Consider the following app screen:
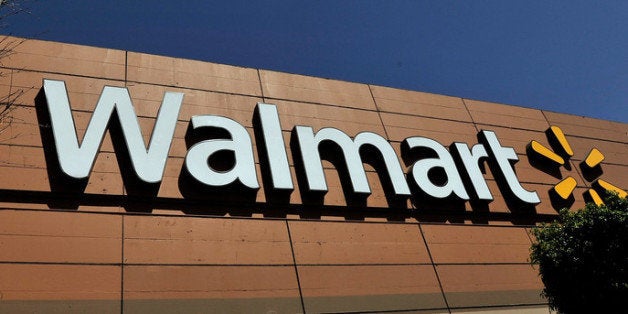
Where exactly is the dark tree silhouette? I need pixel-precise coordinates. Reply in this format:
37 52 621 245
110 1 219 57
530 192 628 313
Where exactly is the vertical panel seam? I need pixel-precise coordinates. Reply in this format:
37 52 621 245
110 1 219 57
120 215 125 314
122 51 128 314
122 50 128 314
539 109 552 129
367 84 390 140
285 220 306 314
461 98 480 133
124 51 128 85
417 223 452 313
257 69 265 101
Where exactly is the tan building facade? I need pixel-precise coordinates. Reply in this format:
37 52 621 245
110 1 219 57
0 37 626 313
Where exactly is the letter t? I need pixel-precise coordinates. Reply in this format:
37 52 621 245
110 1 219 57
479 130 540 204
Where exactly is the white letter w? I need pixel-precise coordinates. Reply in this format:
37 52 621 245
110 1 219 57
42 79 183 184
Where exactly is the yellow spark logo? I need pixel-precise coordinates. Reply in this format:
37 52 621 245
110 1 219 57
527 126 626 207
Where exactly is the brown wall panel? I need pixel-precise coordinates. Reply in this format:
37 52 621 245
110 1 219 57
0 104 41 146
124 265 300 298
260 70 377 110
298 265 447 313
464 99 550 131
595 163 628 190
0 144 46 168
123 265 301 312
610 119 628 135
124 216 292 265
475 124 547 154
126 52 262 96
0 210 120 239
3 38 126 80
10 71 125 110
0 68 12 94
84 172 125 195
270 98 384 134
437 264 545 308
370 85 472 122
543 110 626 142
565 135 628 166
3 104 38 126
0 121 41 147
421 225 532 264
381 112 478 144
289 221 430 264
0 210 121 263
125 83 263 123
0 264 121 300
0 166 50 191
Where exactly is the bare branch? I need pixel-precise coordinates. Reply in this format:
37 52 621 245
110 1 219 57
0 0 31 139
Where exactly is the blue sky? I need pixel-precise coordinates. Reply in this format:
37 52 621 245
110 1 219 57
5 1 628 122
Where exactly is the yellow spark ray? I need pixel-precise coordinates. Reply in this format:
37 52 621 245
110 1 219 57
586 189 604 206
584 148 604 168
529 140 565 165
554 177 577 199
595 179 627 198
548 126 574 157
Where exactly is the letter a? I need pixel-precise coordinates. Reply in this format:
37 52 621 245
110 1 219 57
185 115 259 189
403 137 469 200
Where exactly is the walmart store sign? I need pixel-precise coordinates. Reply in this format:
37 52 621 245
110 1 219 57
42 79 541 205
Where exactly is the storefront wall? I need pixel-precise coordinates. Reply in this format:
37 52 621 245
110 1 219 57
0 37 626 313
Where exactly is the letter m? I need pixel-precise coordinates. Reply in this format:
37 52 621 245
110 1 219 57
42 79 183 183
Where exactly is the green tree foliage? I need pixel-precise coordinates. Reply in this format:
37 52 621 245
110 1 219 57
530 193 628 313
